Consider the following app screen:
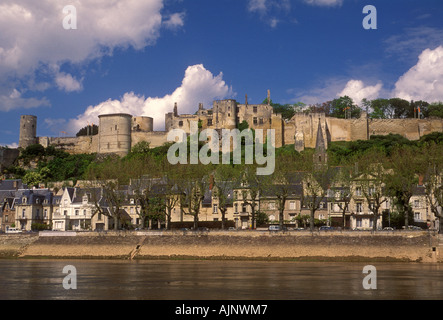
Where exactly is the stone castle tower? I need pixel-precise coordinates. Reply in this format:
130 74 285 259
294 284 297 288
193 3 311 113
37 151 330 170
19 115 37 149
98 113 132 156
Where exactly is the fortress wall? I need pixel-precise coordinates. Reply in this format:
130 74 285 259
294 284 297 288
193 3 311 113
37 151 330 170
327 118 352 143
271 114 284 148
292 113 330 149
350 117 369 141
368 118 443 140
43 136 98 154
131 131 169 149
283 121 296 146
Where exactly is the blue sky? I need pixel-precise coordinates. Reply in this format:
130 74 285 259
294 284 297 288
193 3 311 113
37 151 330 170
1 0 443 146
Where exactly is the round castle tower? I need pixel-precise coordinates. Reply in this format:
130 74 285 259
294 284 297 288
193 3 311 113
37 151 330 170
19 115 37 149
98 113 132 156
132 116 153 132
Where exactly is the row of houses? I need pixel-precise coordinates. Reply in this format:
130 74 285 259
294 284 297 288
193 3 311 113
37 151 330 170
0 173 438 232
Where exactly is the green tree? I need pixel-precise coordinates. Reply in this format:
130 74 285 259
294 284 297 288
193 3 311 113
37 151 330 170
385 147 420 229
255 211 269 227
22 171 43 187
330 96 361 119
268 153 302 229
239 164 268 229
410 100 429 118
330 162 355 229
177 165 212 230
301 152 335 232
389 98 411 118
355 150 389 232
419 143 443 233
369 98 394 119
427 102 443 118
213 165 239 230
130 141 151 155
238 120 249 131
76 124 98 137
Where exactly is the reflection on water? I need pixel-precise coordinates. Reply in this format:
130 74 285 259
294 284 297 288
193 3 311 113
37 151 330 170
0 259 442 300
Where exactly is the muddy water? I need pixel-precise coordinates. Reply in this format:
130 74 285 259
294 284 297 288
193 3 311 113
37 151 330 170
1 259 442 300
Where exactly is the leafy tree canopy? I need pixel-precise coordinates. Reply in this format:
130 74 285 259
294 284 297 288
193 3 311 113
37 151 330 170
76 124 98 137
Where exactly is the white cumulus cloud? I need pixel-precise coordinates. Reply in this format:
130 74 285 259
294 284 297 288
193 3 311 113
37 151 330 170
55 72 83 92
50 64 234 135
0 0 182 111
392 46 443 102
163 12 186 30
339 80 383 106
248 0 268 13
247 0 291 28
304 0 343 6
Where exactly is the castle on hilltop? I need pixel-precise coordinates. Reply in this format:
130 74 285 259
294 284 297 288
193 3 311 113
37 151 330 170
18 90 443 156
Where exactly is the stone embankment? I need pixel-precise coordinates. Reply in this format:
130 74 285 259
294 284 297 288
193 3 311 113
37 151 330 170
0 230 440 263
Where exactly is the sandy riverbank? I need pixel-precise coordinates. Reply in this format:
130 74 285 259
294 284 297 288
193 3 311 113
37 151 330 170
1 231 440 263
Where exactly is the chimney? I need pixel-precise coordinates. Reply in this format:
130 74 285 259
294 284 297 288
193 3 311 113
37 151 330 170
209 175 214 191
267 90 271 105
173 102 178 117
245 94 248 106
199 103 203 110
418 174 424 186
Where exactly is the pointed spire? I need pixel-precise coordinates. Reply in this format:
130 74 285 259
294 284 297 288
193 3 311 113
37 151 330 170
314 118 328 167
315 118 326 152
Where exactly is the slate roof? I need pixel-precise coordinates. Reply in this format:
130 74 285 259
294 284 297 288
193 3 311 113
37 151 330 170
14 189 53 205
0 179 27 191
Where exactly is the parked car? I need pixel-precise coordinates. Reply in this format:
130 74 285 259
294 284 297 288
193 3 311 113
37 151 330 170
268 225 281 231
319 226 334 231
382 227 394 231
194 227 209 232
5 227 22 234
228 227 236 231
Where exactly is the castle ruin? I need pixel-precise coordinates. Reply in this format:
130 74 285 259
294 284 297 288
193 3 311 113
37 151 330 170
17 91 443 156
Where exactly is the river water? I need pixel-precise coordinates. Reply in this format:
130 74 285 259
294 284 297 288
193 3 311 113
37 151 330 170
0 259 442 300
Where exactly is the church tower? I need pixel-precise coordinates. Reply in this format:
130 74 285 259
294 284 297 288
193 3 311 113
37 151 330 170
313 118 328 168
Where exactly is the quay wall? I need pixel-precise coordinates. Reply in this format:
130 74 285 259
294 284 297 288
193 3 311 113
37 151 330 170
0 231 440 263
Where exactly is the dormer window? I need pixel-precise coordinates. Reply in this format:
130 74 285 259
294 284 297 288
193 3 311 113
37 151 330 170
83 195 88 204
22 197 27 204
130 198 134 205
